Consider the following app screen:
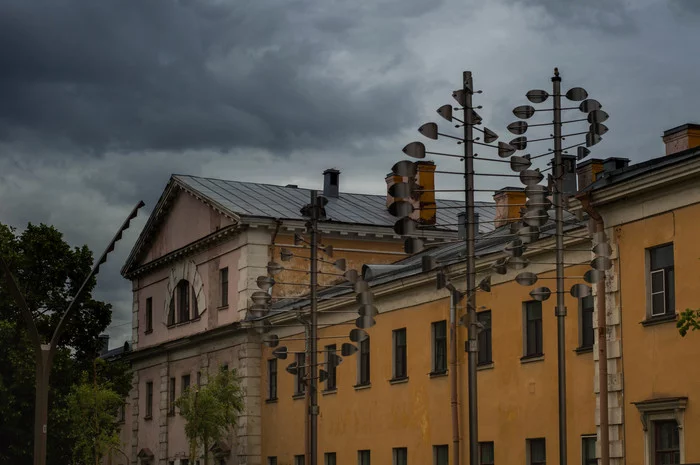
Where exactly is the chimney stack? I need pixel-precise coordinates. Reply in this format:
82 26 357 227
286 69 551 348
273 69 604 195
576 158 604 190
493 187 526 228
662 124 700 156
385 161 437 226
323 169 340 198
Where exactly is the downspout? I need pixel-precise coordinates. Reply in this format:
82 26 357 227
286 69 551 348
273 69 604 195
450 290 461 465
580 194 610 465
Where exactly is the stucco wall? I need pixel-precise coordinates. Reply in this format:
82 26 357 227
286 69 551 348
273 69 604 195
141 189 234 265
617 205 700 464
261 260 596 464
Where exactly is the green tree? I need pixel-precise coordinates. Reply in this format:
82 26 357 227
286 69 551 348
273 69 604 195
175 368 245 465
677 308 700 336
66 363 124 465
0 222 129 464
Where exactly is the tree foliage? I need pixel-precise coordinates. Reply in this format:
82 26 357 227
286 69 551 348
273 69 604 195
175 368 245 465
0 222 129 464
677 308 700 336
66 365 124 465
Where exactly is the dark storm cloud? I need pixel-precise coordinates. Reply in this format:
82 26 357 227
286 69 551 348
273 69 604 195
1 0 699 349
0 0 429 155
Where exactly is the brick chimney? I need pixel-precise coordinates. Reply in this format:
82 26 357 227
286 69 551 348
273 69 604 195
662 124 700 156
385 161 437 225
493 187 526 228
576 158 604 190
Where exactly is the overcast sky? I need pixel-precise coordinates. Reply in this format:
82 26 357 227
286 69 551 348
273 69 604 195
1 0 698 348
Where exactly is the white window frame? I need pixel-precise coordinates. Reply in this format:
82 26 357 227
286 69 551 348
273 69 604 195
649 269 666 317
633 397 686 465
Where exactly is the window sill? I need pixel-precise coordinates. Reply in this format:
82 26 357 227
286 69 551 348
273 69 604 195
389 376 409 385
292 393 305 400
353 383 372 391
144 329 153 335
144 415 152 421
429 371 448 379
265 397 278 404
641 313 677 327
575 346 593 354
217 305 229 311
166 317 202 329
322 388 338 396
477 362 494 371
520 354 544 364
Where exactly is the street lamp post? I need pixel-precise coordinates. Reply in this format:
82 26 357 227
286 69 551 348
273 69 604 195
0 201 145 465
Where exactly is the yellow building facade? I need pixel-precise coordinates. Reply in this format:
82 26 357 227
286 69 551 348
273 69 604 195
260 123 700 465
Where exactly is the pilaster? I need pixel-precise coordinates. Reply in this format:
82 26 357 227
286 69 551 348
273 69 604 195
593 231 625 464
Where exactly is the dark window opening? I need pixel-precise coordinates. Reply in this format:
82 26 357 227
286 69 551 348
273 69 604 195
478 311 492 365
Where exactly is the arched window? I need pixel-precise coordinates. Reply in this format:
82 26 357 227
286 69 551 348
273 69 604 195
168 279 198 325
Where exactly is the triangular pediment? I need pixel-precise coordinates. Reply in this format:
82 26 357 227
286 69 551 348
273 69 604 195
122 178 238 275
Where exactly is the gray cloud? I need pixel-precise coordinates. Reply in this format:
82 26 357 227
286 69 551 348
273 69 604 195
0 0 432 155
1 0 699 348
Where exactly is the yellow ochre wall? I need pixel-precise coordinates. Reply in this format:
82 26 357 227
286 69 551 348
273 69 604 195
616 205 700 464
261 263 596 464
270 235 406 298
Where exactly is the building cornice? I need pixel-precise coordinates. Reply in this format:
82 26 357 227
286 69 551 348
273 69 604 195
571 156 700 210
123 223 243 279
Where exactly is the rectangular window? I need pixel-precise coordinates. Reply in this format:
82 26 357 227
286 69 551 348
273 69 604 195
145 381 153 418
479 441 494 465
197 371 201 386
393 447 407 465
477 311 492 365
432 320 447 374
268 359 278 400
181 374 191 394
267 458 277 465
220 267 229 307
580 295 594 349
358 337 371 386
118 403 126 422
294 455 305 465
649 244 675 317
433 445 448 465
654 420 680 464
177 280 190 322
524 301 543 357
582 436 596 465
393 328 407 379
295 353 306 395
145 297 153 332
168 377 176 415
325 452 337 465
181 460 189 465
325 344 337 390
168 298 175 326
358 450 371 465
528 438 546 465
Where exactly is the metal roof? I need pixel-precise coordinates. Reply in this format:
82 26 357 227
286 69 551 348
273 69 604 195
583 146 700 192
175 174 496 232
255 210 585 318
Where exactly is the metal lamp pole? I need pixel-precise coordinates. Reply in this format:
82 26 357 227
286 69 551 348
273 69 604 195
463 71 479 465
308 190 320 465
551 68 568 465
0 201 144 465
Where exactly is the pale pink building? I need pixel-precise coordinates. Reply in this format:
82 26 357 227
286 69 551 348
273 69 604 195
114 170 471 465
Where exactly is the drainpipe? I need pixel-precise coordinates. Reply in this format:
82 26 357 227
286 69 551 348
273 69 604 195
450 290 461 465
579 195 610 465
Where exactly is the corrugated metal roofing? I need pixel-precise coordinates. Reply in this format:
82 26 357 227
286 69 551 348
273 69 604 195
175 174 497 232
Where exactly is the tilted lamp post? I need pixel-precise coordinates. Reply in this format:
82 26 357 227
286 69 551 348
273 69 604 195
0 201 145 465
